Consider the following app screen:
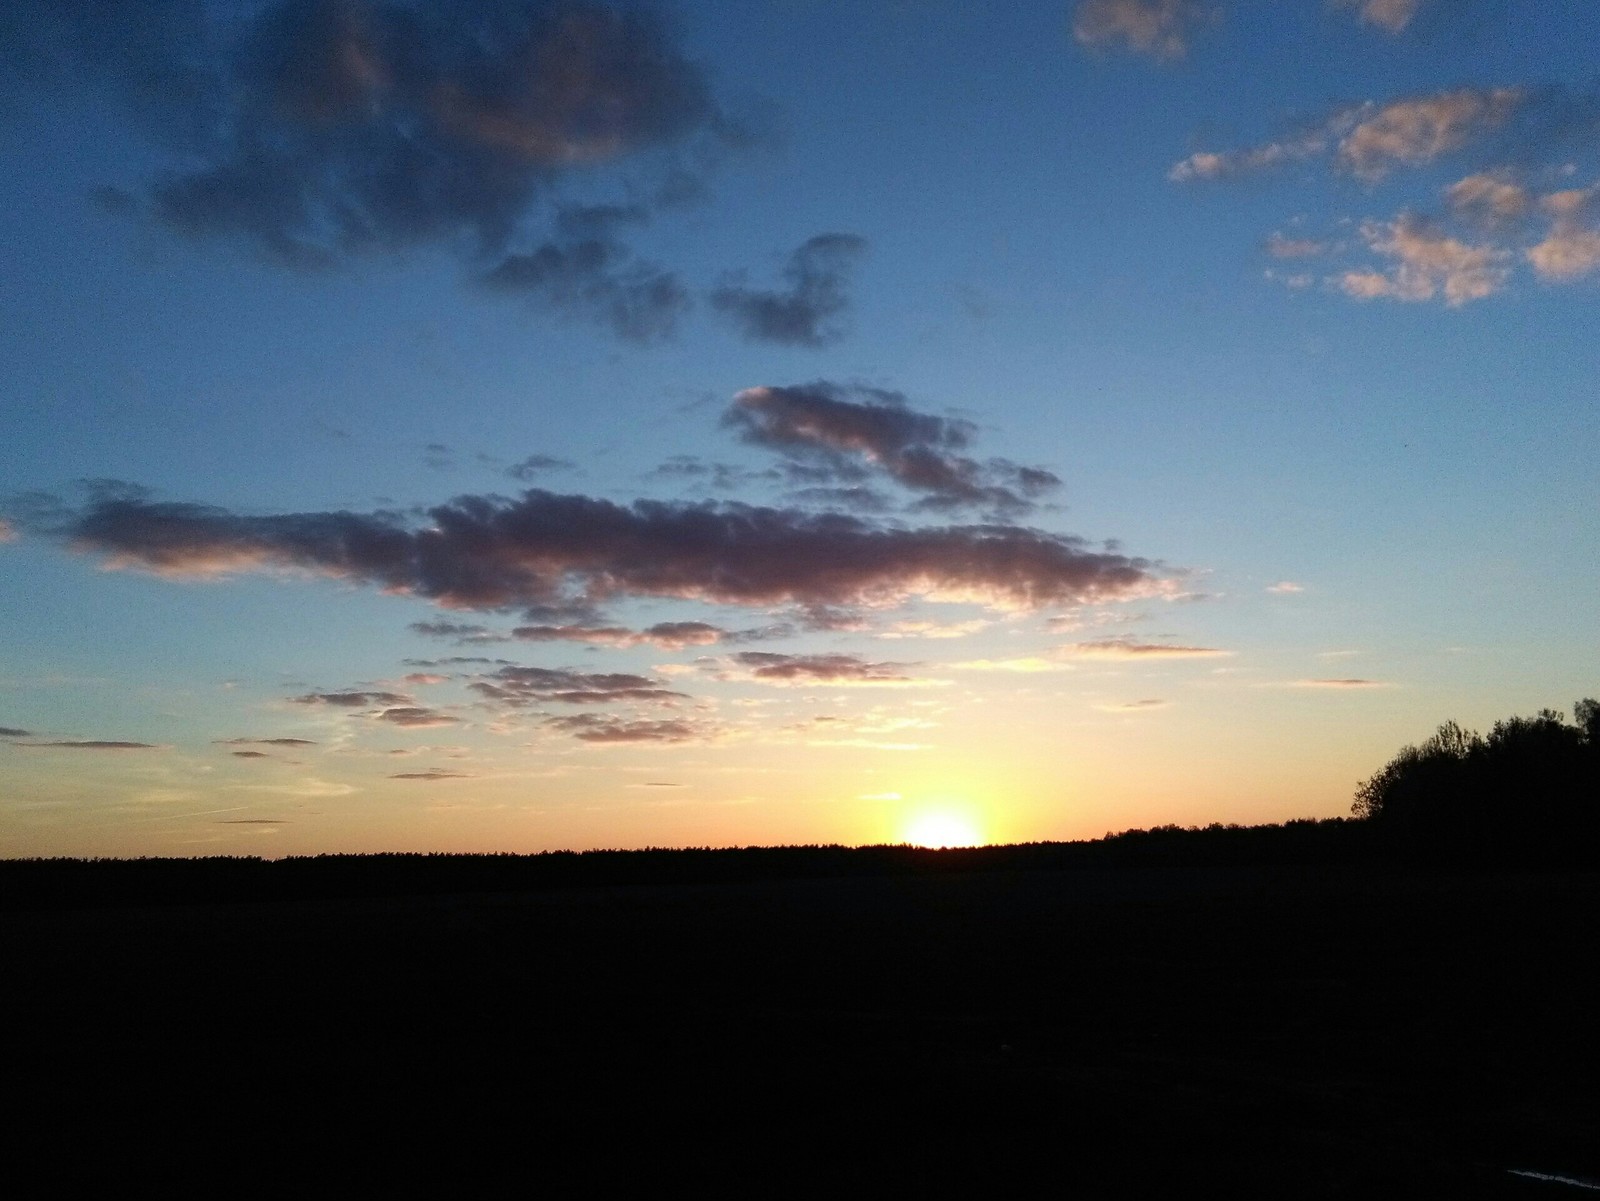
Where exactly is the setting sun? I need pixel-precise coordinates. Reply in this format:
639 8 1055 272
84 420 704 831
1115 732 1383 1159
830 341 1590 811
904 812 985 849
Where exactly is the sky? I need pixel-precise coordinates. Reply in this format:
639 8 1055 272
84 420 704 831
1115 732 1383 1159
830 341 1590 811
1 0 1597 857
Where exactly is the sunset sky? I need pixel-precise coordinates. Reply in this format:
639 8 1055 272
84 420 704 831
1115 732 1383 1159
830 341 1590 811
2 0 1596 857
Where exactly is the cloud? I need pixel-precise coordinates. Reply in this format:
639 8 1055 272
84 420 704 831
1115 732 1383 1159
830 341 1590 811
219 819 290 824
374 706 460 728
1072 0 1209 60
479 204 689 343
1171 87 1522 184
1339 214 1510 305
1290 678 1388 688
1339 88 1523 180
545 714 705 743
1170 120 1346 182
16 740 165 749
711 234 867 347
0 518 16 543
5 0 739 338
216 737 318 747
390 769 473 780
1095 698 1170 711
731 652 920 686
510 620 725 649
1058 637 1229 659
470 665 683 706
1331 0 1425 34
1266 234 1328 259
506 455 576 482
410 620 510 645
726 383 1060 514
290 690 413 708
1527 181 1600 281
42 483 1172 614
1266 580 1305 594
1446 173 1531 224
0 726 32 737
230 750 271 759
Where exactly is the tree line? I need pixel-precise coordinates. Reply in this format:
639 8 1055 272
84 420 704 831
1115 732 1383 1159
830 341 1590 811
1353 697 1600 863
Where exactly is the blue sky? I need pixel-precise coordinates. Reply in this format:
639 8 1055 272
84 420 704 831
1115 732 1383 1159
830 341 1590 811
2 0 1596 856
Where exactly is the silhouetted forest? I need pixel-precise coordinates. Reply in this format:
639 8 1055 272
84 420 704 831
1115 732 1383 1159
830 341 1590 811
1352 698 1600 864
3 698 1597 1198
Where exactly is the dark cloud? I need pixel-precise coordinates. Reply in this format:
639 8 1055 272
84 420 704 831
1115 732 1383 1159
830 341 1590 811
231 750 272 758
390 768 473 780
410 620 509 644
506 454 576 482
726 383 1061 515
545 714 703 743
646 455 778 491
732 652 918 685
470 665 683 707
375 706 460 727
510 619 724 648
5 1 738 338
17 740 164 750
479 204 689 342
0 727 31 738
291 690 413 707
785 485 895 513
37 483 1169 614
711 234 867 347
216 737 319 746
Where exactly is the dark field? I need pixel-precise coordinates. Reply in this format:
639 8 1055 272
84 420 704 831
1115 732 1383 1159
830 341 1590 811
4 845 1597 1198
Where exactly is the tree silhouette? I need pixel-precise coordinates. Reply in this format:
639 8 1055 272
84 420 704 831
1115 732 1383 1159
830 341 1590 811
1353 698 1599 862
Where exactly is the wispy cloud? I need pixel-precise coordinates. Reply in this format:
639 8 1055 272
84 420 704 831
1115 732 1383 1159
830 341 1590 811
216 737 318 747
1339 214 1510 305
545 715 708 744
726 383 1060 515
1266 581 1305 594
16 740 166 750
1266 234 1328 259
1331 0 1426 35
1446 173 1531 224
1073 0 1210 60
1289 678 1389 688
711 234 868 348
1171 87 1523 184
1340 88 1523 180
1057 637 1230 659
470 665 683 707
390 769 474 781
1095 698 1170 711
730 652 924 686
1527 181 1600 281
374 706 460 728
291 690 413 708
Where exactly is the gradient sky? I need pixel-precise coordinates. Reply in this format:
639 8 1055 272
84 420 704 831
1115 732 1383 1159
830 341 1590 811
2 0 1597 857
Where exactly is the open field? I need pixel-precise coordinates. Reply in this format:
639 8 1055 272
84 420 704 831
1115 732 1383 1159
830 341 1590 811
4 848 1597 1197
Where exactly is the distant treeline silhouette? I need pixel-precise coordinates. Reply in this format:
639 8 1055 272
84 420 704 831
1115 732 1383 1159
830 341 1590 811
1 822 1375 910
1353 697 1600 863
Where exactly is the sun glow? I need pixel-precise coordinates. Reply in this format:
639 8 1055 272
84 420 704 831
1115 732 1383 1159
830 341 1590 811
903 811 984 849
